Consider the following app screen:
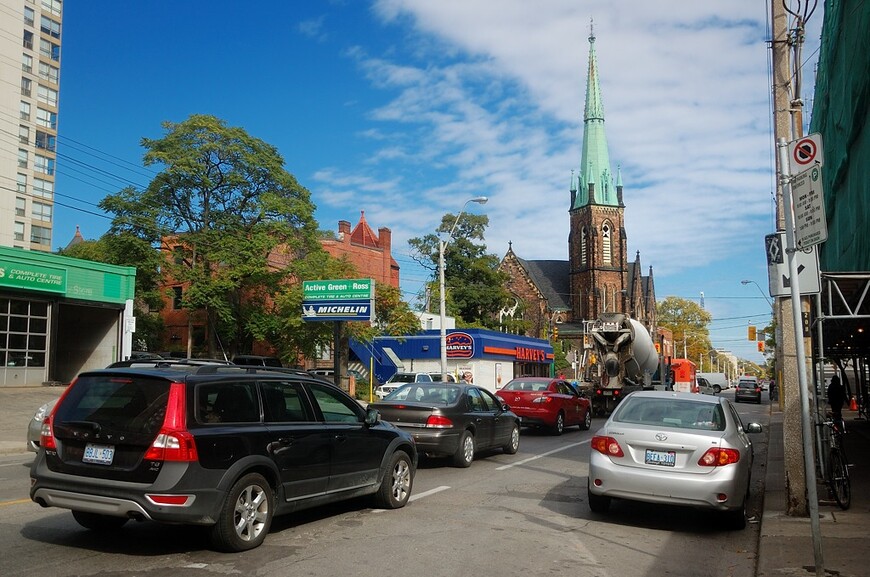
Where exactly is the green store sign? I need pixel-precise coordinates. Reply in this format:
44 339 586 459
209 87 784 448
302 279 374 301
0 260 66 293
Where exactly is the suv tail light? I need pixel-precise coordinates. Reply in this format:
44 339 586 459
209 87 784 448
143 382 198 462
591 435 624 457
41 379 75 451
698 447 740 466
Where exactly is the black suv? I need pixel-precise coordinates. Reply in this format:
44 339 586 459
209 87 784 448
30 364 417 551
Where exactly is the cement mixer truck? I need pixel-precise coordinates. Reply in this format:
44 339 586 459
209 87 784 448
585 312 659 415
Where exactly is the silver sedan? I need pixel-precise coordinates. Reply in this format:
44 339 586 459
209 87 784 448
27 400 56 452
587 390 762 529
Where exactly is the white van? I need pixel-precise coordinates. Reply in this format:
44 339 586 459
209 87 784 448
697 372 729 393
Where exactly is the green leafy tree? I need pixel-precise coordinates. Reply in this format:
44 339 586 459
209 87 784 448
59 233 165 352
657 296 713 364
268 250 419 364
409 212 511 329
99 114 319 357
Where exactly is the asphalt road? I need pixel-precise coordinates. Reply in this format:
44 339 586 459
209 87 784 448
0 391 770 577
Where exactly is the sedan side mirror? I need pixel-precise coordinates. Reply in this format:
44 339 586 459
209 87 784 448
745 422 763 434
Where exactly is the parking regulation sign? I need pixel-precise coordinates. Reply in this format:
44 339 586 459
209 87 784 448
788 133 824 174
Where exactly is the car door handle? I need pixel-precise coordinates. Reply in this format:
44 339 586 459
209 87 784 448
278 437 293 446
334 434 347 443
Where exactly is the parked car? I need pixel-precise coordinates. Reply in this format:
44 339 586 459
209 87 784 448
495 377 592 434
232 355 283 368
369 382 520 467
27 399 57 452
697 376 719 396
374 371 434 399
734 377 762 404
30 364 417 552
587 390 762 529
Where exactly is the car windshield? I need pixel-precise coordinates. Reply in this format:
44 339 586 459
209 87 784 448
612 397 726 431
385 384 461 404
387 374 416 383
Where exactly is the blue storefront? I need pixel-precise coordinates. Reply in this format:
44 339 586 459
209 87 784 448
350 329 553 392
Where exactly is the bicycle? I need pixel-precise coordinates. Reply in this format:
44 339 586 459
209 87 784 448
816 413 851 510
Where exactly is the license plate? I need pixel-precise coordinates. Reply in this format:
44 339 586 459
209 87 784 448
645 449 676 467
83 443 115 465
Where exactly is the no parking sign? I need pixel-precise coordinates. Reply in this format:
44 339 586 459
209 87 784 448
787 133 824 174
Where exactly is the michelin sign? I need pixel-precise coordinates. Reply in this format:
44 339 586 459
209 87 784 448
302 279 375 322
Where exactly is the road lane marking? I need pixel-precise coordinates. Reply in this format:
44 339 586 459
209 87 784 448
496 439 590 471
0 498 31 507
371 485 451 512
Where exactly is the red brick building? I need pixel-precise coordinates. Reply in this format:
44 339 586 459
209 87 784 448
158 212 398 356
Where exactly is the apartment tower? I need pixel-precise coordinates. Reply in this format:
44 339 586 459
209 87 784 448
0 0 63 250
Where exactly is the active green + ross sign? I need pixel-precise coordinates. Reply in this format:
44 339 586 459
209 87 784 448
302 279 374 301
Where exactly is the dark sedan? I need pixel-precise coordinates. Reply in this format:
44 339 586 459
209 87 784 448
369 383 520 467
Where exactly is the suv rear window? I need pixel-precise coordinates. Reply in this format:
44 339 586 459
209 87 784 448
53 375 172 436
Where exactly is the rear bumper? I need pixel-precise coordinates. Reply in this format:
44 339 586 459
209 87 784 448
588 452 747 512
30 455 226 525
397 427 462 457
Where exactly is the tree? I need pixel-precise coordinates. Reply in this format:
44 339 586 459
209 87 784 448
657 296 713 363
99 114 320 357
59 233 165 352
408 212 511 329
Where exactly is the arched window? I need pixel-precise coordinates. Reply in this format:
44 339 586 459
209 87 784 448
602 222 612 265
580 226 588 265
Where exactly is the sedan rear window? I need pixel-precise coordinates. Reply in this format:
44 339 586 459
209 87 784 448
613 398 726 431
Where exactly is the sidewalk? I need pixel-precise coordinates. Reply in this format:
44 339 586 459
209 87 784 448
758 404 869 577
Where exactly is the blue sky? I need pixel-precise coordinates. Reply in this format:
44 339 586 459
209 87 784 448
52 1 823 365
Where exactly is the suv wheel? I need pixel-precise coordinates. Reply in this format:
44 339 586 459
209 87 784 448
373 451 413 508
72 510 128 531
209 473 274 552
452 430 475 468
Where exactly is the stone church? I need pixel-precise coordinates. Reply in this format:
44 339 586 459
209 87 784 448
501 30 657 348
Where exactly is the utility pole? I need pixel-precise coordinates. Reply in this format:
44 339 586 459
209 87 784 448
771 0 807 517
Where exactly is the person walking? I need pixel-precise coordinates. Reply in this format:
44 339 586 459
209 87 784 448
827 373 846 426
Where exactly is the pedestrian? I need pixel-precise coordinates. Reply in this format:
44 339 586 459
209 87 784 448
769 379 778 401
827 374 845 426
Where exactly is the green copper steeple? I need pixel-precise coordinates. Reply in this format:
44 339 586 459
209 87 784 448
572 27 617 209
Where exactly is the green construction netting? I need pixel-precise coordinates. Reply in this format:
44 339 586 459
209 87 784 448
809 0 870 271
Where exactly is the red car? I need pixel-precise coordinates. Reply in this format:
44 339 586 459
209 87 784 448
496 377 592 435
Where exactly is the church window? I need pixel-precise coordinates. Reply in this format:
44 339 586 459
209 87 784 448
580 227 588 265
602 223 612 265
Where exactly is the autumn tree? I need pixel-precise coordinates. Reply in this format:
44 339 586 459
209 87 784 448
99 114 319 357
408 212 511 329
656 296 713 364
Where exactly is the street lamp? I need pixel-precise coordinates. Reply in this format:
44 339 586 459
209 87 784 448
440 196 488 380
741 279 773 306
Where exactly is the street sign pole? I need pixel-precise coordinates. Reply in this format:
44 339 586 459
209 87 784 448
778 136 824 569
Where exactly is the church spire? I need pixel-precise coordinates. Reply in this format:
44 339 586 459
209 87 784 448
572 22 617 209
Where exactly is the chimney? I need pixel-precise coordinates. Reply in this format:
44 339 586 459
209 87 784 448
338 220 351 242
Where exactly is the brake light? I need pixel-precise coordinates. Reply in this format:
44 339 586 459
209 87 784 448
146 494 193 506
698 447 740 466
591 435 624 457
425 414 454 428
143 382 198 462
41 379 75 451
532 395 553 404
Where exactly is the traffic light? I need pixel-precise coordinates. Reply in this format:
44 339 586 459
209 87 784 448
552 326 559 340
748 325 757 341
757 341 765 352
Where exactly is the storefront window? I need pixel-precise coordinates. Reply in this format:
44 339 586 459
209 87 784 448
0 298 48 367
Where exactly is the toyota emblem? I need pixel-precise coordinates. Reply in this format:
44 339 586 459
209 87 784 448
655 433 668 441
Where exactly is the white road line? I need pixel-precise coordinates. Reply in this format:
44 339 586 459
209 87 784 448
372 485 451 512
496 439 590 471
